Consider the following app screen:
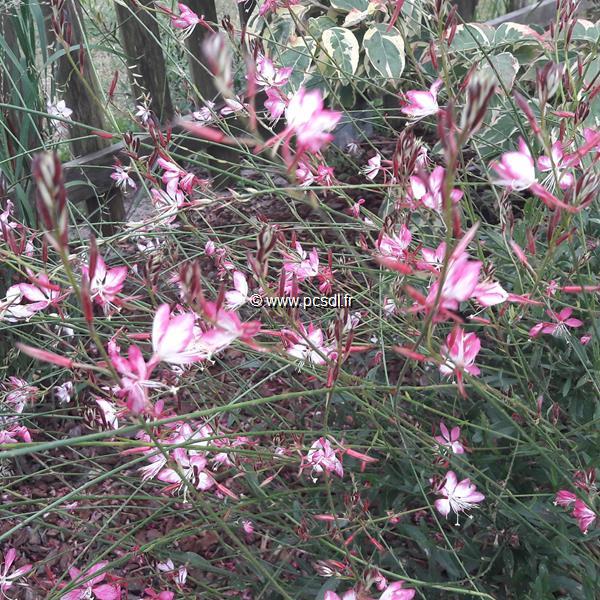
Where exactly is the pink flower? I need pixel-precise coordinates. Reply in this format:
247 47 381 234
583 127 600 153
315 164 335 186
379 581 416 600
529 307 583 338
143 589 175 600
554 490 577 507
192 101 215 124
192 302 260 359
318 262 337 296
225 271 249 310
157 158 194 195
362 153 382 180
137 423 210 481
151 188 185 222
171 3 201 29
255 54 292 89
472 280 508 307
156 560 187 587
110 165 136 190
138 448 169 482
151 304 199 365
375 226 412 259
158 449 216 492
349 198 365 219
0 548 32 595
325 591 357 600
96 398 119 430
4 376 38 410
284 323 334 365
427 255 482 311
221 97 248 116
15 274 61 308
61 561 120 600
258 0 279 16
212 435 250 469
283 242 319 282
265 88 287 121
439 328 481 394
295 160 315 187
491 138 536 190
410 166 463 212
400 79 442 119
0 424 32 443
434 470 485 521
420 242 447 271
111 345 155 414
304 437 344 480
82 254 127 308
537 140 575 190
572 499 597 534
2 274 61 321
285 88 341 154
242 519 254 535
435 421 465 454
205 239 216 256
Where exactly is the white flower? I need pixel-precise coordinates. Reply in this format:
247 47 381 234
46 99 73 140
54 381 73 404
135 104 152 124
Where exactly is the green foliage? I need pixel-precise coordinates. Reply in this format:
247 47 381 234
0 0 599 598
0 2 47 224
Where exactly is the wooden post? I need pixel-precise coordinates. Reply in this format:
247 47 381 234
46 0 125 228
454 0 478 22
114 0 174 122
184 0 219 101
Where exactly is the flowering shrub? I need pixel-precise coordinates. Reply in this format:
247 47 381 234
0 0 599 598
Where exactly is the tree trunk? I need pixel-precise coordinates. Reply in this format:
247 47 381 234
182 1 244 189
184 0 219 101
238 0 257 27
114 0 174 122
46 0 125 229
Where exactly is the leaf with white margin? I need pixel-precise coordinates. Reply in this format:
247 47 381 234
400 0 426 38
321 27 360 84
343 7 369 26
481 52 519 91
570 19 599 43
450 24 494 52
493 22 542 46
363 23 405 81
331 0 369 12
279 39 315 91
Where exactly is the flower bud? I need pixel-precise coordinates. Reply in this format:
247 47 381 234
437 103 458 160
32 151 68 251
203 32 233 96
179 260 204 307
459 71 496 142
536 62 563 104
